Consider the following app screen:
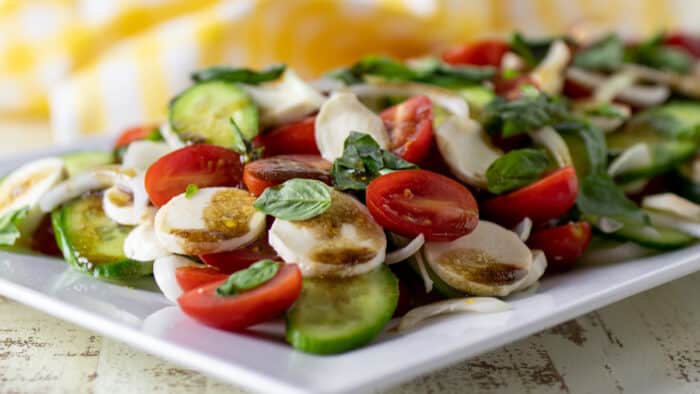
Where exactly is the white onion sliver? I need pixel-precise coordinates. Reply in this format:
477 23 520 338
415 251 433 293
397 297 511 332
159 122 186 150
608 143 652 177
515 249 547 292
385 234 425 264
593 70 636 103
597 217 624 234
39 166 130 213
648 211 700 238
530 126 572 167
642 193 700 222
512 217 533 242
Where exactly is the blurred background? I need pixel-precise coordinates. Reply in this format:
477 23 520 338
0 0 699 153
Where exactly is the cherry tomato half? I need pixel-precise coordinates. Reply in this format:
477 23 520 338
665 32 700 58
481 166 579 226
528 222 592 271
114 125 157 148
145 144 244 207
380 96 434 163
258 116 319 156
242 155 331 196
178 263 302 331
200 235 280 274
176 266 228 292
442 39 509 67
366 169 479 241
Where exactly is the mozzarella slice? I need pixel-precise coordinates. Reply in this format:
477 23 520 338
124 221 169 261
314 92 389 161
243 69 325 127
121 140 172 170
153 255 197 303
102 172 154 226
269 190 386 277
435 116 502 188
154 187 265 255
423 220 534 297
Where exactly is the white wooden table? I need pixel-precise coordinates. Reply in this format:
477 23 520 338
2 122 699 394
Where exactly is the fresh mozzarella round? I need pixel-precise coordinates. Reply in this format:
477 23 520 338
102 173 153 226
153 255 197 303
423 220 533 297
124 221 169 262
154 187 265 255
314 92 389 161
121 140 172 170
435 116 502 188
269 190 387 277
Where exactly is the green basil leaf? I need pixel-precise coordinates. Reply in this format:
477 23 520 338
0 207 29 246
230 118 263 163
625 32 693 74
509 32 562 68
146 127 163 141
185 184 199 199
254 178 332 221
331 131 417 191
484 92 570 137
486 149 550 194
216 260 280 296
191 64 286 84
577 174 648 223
573 34 624 71
556 120 607 175
583 103 626 119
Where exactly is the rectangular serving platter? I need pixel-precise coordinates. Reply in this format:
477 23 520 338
1 139 699 394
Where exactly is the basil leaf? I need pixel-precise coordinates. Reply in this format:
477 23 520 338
626 32 693 74
331 132 417 191
254 178 332 221
191 64 286 84
583 103 626 119
230 118 263 163
0 207 29 246
509 32 560 67
577 174 648 223
216 260 280 296
555 120 607 174
573 34 624 71
486 149 550 194
185 184 199 199
484 92 570 137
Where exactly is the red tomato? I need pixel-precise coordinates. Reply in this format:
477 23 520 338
178 263 302 331
175 266 228 292
380 96 434 163
258 116 319 156
665 32 700 58
31 214 61 257
145 144 244 207
366 169 479 241
481 166 579 226
200 235 280 274
242 155 331 196
442 39 509 66
114 125 157 148
528 222 592 271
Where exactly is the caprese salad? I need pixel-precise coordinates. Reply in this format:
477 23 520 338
3 30 700 354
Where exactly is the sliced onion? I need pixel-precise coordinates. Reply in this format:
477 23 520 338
348 82 469 119
512 217 533 242
385 234 425 265
531 40 570 95
415 251 433 293
593 69 636 103
642 193 700 222
622 63 700 99
597 216 624 233
647 211 700 238
515 249 547 292
566 67 670 107
608 143 652 177
159 122 186 150
397 297 511 332
530 126 572 167
153 255 197 303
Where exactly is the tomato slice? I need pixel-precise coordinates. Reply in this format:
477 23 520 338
145 144 244 207
366 169 479 241
178 263 302 331
114 125 157 148
258 116 319 156
200 235 280 274
527 222 592 271
30 214 61 257
481 166 579 226
380 96 433 163
442 39 509 66
175 266 228 292
242 155 331 196
665 32 700 58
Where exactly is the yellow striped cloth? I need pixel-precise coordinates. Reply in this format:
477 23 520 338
0 0 697 142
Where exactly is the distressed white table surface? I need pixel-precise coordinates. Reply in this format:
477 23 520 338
2 122 700 394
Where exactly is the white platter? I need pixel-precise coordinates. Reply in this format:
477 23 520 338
1 139 699 394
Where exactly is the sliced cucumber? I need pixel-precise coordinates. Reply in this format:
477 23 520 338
169 81 258 148
458 85 495 116
590 215 694 250
52 194 152 279
613 140 695 183
285 265 398 354
672 158 700 203
62 151 114 177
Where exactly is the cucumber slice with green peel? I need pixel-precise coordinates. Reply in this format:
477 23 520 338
285 265 398 354
51 194 152 279
62 151 114 177
588 215 694 250
169 81 259 148
458 85 495 116
613 140 696 183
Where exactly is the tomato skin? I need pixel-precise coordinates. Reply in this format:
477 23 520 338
114 125 157 148
527 222 592 271
380 96 433 163
176 266 228 292
259 116 319 156
242 155 331 196
665 33 700 58
178 264 302 331
145 144 244 207
31 214 61 257
366 169 479 241
481 167 579 226
200 235 280 274
442 39 509 67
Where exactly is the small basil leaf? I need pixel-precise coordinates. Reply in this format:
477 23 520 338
0 207 29 246
583 103 626 119
509 32 562 67
486 149 550 194
216 260 280 296
555 119 607 175
191 64 286 84
185 184 199 199
573 34 624 71
626 32 693 74
253 179 332 221
484 92 570 137
230 118 263 163
577 174 648 223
